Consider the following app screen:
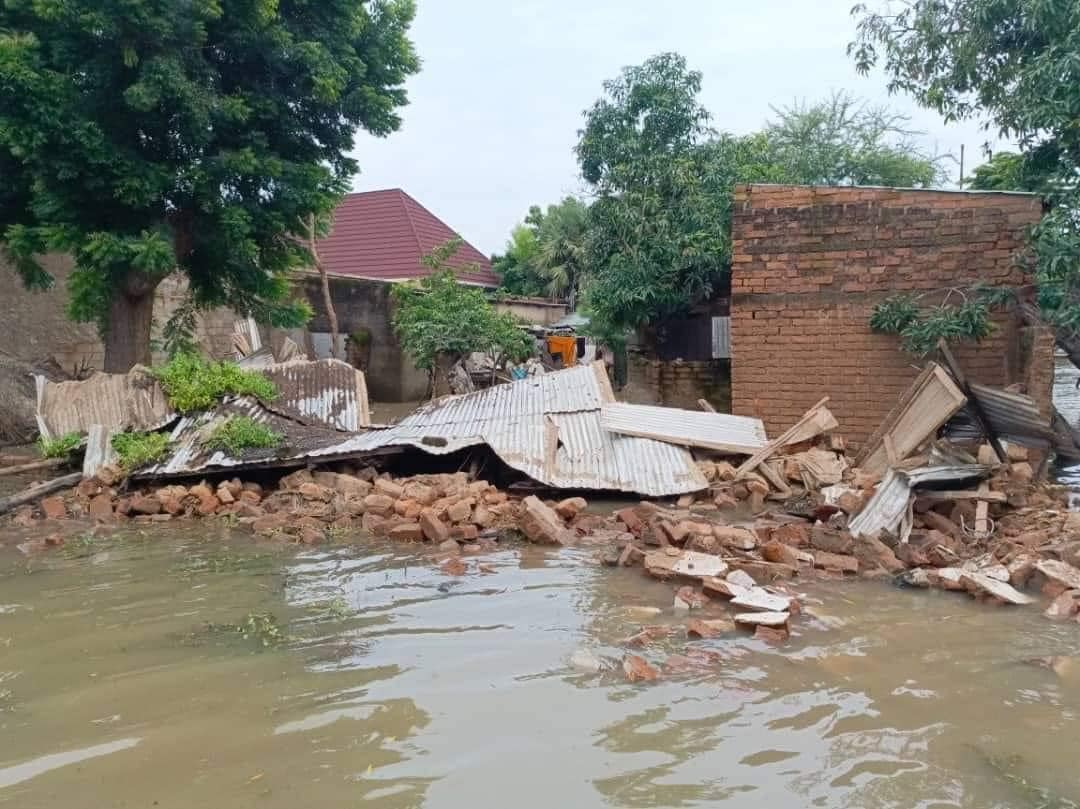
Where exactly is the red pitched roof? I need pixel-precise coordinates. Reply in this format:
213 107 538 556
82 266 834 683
316 189 498 287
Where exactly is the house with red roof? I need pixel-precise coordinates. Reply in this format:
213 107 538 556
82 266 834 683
315 189 498 287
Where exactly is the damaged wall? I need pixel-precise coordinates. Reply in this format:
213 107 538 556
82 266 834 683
730 185 1050 446
290 272 429 403
0 254 237 372
627 356 731 412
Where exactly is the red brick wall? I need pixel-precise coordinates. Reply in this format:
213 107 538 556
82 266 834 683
730 185 1045 446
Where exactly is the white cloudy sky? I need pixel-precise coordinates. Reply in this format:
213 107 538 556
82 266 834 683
348 0 1009 256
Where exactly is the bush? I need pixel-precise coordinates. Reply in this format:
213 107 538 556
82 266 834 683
38 431 82 459
111 431 171 471
204 416 281 456
153 353 277 413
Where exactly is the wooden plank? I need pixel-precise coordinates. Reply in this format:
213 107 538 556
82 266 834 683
0 472 82 516
735 397 831 480
884 434 899 465
0 458 66 478
858 363 967 476
975 482 991 535
697 398 717 413
758 460 791 497
916 490 1008 504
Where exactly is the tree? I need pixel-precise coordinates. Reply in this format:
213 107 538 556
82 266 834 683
392 239 533 396
850 0 1080 333
0 0 419 372
574 53 947 337
492 219 545 297
577 53 728 336
763 92 945 187
534 197 589 309
495 198 590 307
966 151 1048 193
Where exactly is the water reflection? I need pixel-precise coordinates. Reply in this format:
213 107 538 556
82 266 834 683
0 531 1078 807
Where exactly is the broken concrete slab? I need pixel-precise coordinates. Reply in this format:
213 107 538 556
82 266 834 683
731 588 794 613
734 611 790 629
959 571 1036 605
1035 559 1080 591
644 548 728 581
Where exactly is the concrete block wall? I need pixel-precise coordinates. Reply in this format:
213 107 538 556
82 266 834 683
627 356 731 412
0 255 237 372
730 185 1047 446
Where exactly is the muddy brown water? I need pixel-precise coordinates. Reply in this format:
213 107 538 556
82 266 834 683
1 527 1079 808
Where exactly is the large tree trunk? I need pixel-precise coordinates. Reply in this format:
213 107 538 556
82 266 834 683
102 273 160 373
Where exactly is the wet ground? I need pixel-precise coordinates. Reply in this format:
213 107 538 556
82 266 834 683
1 527 1079 808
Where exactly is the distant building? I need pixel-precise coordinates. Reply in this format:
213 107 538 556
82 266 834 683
315 188 498 287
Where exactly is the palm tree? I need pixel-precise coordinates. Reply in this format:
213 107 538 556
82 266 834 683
534 197 589 310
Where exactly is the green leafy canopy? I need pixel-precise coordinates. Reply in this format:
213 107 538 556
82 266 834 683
392 239 533 372
851 0 1080 331
573 52 944 336
0 0 419 366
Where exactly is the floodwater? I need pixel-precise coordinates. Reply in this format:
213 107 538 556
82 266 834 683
1 528 1079 808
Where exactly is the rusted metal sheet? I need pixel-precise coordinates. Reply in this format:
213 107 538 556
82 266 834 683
600 402 767 454
261 358 370 431
137 396 381 479
35 366 175 440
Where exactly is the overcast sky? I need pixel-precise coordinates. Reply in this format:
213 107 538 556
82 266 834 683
348 0 1009 256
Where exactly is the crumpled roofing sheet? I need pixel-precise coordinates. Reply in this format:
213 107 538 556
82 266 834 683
310 363 708 497
35 366 175 440
600 402 767 454
261 358 370 431
849 464 990 538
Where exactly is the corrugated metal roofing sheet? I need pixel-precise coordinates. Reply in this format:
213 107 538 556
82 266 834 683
261 358 370 431
600 402 767 454
944 383 1054 449
309 363 706 497
849 464 990 538
35 367 176 440
135 362 705 496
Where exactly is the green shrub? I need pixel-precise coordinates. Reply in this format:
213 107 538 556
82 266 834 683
204 416 281 456
153 353 277 413
111 431 171 471
38 432 82 459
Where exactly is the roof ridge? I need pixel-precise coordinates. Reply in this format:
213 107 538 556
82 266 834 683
396 189 425 268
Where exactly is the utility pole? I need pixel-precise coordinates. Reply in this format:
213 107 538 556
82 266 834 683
958 144 965 189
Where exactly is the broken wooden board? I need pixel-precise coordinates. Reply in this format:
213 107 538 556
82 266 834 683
959 571 1036 605
735 397 835 481
857 363 967 476
734 611 790 628
600 403 768 455
644 549 728 581
731 588 793 613
1035 559 1080 591
915 490 1008 504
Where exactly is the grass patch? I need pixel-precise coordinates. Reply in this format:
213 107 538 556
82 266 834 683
37 432 82 459
204 416 281 456
153 352 277 413
111 431 171 471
